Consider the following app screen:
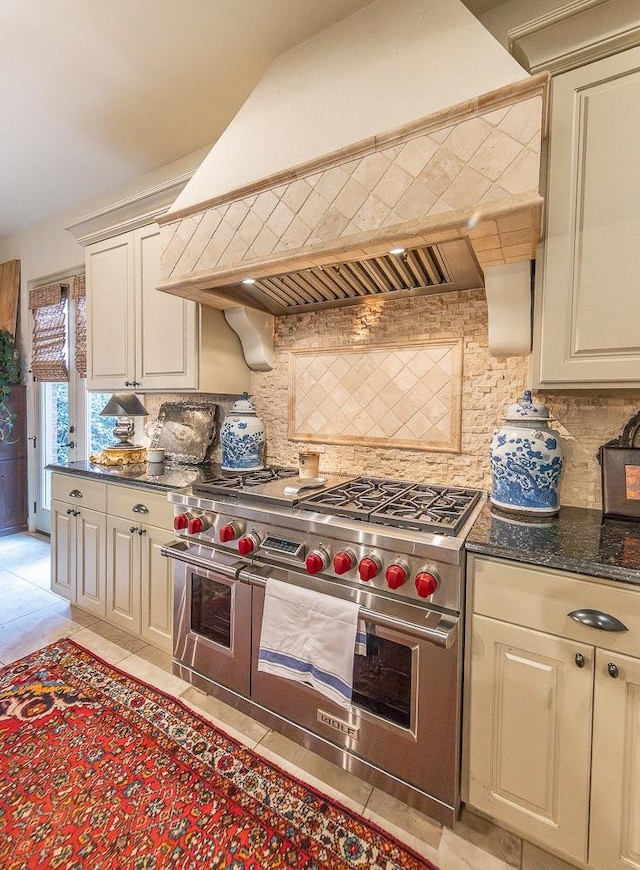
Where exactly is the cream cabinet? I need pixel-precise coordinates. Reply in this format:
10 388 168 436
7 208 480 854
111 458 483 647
86 224 252 393
105 484 174 653
533 45 640 388
466 554 640 869
50 472 174 653
50 474 107 618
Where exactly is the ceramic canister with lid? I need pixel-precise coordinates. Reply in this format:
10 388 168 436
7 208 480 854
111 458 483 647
220 392 265 471
490 390 564 516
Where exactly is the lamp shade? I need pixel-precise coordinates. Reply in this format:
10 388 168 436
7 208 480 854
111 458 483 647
100 393 149 418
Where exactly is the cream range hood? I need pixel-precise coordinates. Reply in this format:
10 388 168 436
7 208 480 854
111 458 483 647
156 0 547 363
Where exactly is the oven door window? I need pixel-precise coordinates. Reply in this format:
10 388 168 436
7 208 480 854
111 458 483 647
190 573 232 648
352 629 412 728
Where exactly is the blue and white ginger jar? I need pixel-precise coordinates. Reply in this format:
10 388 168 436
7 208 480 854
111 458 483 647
490 390 564 516
220 393 265 471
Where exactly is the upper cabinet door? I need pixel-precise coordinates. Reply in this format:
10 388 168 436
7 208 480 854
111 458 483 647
533 46 640 388
86 233 136 389
134 225 198 390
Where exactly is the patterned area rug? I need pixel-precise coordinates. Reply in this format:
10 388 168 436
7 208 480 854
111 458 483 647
0 639 439 869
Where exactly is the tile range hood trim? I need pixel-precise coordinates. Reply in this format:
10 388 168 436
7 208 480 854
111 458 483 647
157 74 548 359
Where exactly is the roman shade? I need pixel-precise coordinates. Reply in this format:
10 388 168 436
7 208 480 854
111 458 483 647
28 282 69 382
70 274 87 378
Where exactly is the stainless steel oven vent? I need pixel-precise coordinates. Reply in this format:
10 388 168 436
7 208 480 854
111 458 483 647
235 238 482 314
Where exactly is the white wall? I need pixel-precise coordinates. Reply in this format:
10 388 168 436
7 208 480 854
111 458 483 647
172 0 529 213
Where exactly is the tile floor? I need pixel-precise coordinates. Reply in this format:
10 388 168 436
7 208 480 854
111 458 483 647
0 532 576 870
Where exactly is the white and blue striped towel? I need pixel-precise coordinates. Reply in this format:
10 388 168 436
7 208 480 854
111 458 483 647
257 578 359 708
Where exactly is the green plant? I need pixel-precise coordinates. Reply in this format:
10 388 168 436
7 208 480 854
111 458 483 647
0 330 20 441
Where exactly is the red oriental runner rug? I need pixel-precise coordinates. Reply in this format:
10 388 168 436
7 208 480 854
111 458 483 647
0 639 439 869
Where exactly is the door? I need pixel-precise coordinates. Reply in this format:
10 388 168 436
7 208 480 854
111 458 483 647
170 547 251 696
534 45 640 387
134 225 198 390
34 381 77 534
106 515 140 634
86 232 135 390
74 506 107 618
467 615 593 863
590 649 640 870
34 381 115 534
50 498 75 600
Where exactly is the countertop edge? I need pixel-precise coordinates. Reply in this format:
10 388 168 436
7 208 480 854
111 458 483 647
465 540 640 587
47 463 185 494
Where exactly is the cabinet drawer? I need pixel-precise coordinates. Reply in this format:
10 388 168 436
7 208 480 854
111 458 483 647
107 484 173 529
51 473 107 512
471 555 640 658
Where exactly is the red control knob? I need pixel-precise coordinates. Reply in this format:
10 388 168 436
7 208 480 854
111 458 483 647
173 512 192 531
333 551 355 575
358 556 381 582
219 522 241 543
306 550 328 575
238 533 260 556
386 563 408 590
415 571 439 598
187 515 210 535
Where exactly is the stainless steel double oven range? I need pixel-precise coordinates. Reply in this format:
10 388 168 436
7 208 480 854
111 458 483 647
162 466 483 826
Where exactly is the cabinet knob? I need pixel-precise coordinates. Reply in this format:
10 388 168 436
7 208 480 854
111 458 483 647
66 508 74 515
607 662 619 679
129 526 139 534
138 528 146 536
575 652 586 668
68 489 83 499
132 503 149 514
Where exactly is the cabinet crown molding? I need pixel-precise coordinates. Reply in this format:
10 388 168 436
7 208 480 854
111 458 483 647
509 0 640 75
65 171 196 247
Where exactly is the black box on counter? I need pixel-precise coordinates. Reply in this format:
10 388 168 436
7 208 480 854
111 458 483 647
600 410 640 520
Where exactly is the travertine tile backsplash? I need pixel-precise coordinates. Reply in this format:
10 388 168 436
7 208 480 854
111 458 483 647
149 290 640 510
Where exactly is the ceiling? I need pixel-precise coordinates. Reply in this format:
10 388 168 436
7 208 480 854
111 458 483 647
0 0 504 242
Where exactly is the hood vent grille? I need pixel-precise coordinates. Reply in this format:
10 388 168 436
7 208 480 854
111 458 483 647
243 240 481 314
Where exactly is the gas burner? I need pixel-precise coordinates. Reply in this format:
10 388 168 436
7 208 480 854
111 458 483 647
298 477 412 520
298 478 481 535
371 485 482 535
192 466 298 496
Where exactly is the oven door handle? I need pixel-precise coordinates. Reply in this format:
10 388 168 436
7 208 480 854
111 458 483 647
240 570 458 649
160 539 241 580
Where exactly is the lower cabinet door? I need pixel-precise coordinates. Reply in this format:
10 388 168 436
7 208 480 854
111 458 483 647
51 499 75 601
106 516 140 634
590 650 640 870
139 524 173 653
467 615 592 863
75 507 107 618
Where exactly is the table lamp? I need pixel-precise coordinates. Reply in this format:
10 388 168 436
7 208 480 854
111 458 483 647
91 393 149 466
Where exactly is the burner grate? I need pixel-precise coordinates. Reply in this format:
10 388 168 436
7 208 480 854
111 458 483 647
192 466 298 495
297 477 414 520
371 485 481 535
298 478 481 535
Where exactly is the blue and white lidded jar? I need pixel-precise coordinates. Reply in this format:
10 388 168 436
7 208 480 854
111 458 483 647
220 393 265 471
490 390 564 516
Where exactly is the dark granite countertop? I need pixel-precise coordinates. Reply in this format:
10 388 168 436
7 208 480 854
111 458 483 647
466 503 640 586
47 460 219 493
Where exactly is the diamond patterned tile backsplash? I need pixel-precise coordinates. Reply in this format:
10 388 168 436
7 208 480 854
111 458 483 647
160 79 545 292
289 340 462 452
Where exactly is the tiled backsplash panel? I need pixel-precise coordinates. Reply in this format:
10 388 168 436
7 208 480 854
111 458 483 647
289 341 462 452
248 290 640 510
